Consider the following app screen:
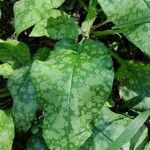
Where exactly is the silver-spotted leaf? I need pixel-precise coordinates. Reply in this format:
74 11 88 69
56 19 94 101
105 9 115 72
30 13 80 40
98 0 150 56
31 39 114 149
81 105 148 150
0 63 14 78
8 66 39 132
117 61 150 112
0 110 14 150
14 0 64 34
0 40 30 68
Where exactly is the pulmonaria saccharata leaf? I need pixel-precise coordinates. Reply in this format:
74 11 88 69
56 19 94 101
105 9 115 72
0 40 30 68
8 66 39 132
31 39 114 149
0 110 14 150
81 105 148 150
30 13 80 40
117 61 150 111
14 0 65 34
98 0 150 56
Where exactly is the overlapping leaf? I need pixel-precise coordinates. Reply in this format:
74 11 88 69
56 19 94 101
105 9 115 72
81 105 149 150
14 0 65 34
8 66 39 132
27 134 48 150
98 0 150 56
30 13 80 40
0 40 30 68
31 39 114 149
0 110 14 150
117 61 150 111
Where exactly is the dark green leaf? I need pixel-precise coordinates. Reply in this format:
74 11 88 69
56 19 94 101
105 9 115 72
0 40 30 68
8 66 39 132
117 61 150 111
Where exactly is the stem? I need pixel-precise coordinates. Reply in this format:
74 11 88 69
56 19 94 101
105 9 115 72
92 29 122 37
107 48 124 64
92 20 110 30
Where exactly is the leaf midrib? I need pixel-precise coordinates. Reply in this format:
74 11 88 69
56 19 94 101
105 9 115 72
66 52 78 149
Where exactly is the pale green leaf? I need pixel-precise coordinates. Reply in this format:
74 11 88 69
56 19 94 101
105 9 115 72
14 0 65 34
30 13 80 40
31 39 114 149
117 61 150 111
8 66 39 132
0 40 30 68
98 0 150 56
0 63 14 78
81 105 148 150
0 110 14 150
107 110 150 150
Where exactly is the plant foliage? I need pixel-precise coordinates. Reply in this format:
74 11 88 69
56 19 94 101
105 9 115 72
0 0 150 149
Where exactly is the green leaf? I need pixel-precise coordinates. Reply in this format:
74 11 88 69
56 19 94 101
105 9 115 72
14 0 65 35
98 0 150 56
8 66 39 132
31 39 114 149
0 40 30 68
107 110 150 150
0 110 14 150
0 63 14 78
30 13 80 40
81 0 97 37
27 133 48 150
81 105 148 150
33 47 50 61
117 61 150 111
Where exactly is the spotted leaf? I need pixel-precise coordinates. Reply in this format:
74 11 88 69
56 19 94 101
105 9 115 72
8 66 39 132
81 105 149 150
0 110 14 150
117 61 150 112
14 0 64 34
31 39 114 149
30 13 80 40
98 0 150 56
0 39 30 68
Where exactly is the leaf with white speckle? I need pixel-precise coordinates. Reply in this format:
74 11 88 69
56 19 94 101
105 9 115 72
8 66 39 132
81 105 149 150
30 12 80 40
117 61 150 112
31 39 114 149
98 0 150 56
14 0 65 34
